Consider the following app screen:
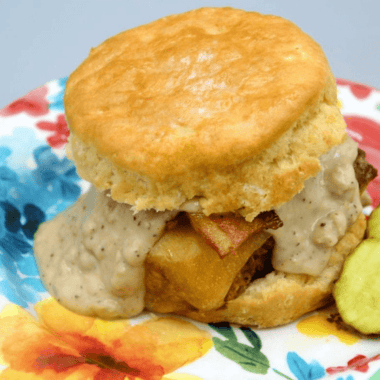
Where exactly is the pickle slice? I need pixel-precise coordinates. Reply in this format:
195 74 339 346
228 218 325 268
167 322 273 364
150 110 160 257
367 206 380 238
334 239 380 334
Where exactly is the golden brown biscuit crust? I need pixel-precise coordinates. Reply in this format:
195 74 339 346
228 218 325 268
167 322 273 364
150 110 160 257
65 7 346 217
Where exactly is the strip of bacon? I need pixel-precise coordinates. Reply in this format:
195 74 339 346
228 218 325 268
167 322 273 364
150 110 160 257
188 211 282 258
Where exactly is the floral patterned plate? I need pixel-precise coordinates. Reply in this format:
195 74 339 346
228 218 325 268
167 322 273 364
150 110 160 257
0 78 379 380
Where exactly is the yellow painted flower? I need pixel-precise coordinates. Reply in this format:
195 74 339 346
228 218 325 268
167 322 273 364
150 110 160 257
296 310 360 345
0 298 212 380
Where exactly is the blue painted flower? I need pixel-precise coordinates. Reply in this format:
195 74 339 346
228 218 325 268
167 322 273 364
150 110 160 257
32 145 81 216
287 352 326 380
48 77 67 112
0 146 11 165
336 375 354 380
0 126 82 307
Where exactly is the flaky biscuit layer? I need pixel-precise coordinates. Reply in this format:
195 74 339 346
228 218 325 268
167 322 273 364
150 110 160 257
65 7 346 218
68 81 345 219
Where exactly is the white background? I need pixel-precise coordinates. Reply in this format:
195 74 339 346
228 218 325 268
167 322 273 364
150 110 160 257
0 0 379 108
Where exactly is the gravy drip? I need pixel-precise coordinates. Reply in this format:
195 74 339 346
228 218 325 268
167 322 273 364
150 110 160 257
270 136 362 275
34 186 177 319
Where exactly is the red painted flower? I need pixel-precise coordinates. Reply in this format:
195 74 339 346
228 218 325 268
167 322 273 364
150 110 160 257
36 114 70 148
0 86 49 117
0 298 213 380
337 78 374 100
326 354 380 375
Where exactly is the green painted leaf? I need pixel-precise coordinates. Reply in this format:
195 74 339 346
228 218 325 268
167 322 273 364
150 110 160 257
210 322 271 375
240 326 262 350
209 322 237 341
212 337 269 375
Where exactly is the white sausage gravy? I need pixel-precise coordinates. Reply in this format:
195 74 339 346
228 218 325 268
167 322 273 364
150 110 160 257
270 136 362 275
34 136 362 319
34 187 177 319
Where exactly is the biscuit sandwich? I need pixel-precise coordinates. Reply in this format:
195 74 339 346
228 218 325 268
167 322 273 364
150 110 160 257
34 7 377 328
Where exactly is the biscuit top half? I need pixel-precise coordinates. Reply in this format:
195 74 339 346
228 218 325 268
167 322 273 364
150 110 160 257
64 7 346 217
65 7 332 178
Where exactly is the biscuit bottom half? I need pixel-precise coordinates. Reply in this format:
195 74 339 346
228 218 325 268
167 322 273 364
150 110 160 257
145 213 366 328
